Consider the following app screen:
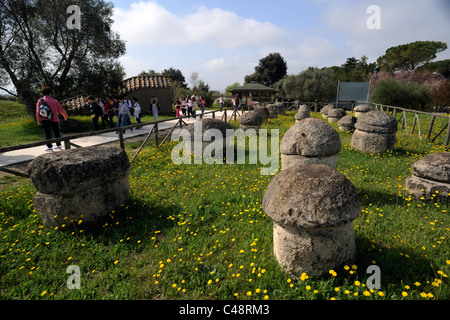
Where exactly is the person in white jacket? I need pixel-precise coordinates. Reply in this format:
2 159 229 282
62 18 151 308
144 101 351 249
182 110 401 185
118 95 133 134
132 97 142 129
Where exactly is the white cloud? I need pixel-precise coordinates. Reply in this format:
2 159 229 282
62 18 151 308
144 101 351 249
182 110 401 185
112 0 450 92
322 0 450 62
112 1 287 50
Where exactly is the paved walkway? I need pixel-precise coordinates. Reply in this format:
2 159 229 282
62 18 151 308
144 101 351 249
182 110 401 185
0 111 234 168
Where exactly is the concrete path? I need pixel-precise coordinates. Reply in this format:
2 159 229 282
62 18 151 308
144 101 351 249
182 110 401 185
0 110 234 168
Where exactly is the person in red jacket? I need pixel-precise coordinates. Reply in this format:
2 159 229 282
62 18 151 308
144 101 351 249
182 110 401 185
36 86 69 152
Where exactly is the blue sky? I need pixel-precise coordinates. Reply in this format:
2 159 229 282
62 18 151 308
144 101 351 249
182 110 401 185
110 0 450 92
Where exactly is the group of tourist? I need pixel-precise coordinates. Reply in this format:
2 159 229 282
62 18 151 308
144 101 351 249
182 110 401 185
173 94 206 119
35 85 162 151
83 94 158 133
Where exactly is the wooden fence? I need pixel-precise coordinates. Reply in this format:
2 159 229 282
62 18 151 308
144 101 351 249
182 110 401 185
370 103 450 146
0 106 252 178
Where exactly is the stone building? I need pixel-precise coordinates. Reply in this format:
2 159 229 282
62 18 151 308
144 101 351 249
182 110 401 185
62 74 174 115
119 75 173 114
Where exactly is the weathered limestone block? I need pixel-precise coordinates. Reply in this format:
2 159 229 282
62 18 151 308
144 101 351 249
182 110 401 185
266 104 278 118
337 115 357 132
327 108 347 123
295 105 310 122
186 118 233 156
263 164 360 278
28 145 131 195
354 105 371 118
351 110 397 153
254 106 270 123
281 118 341 170
405 152 450 202
321 104 335 119
239 111 263 133
33 177 130 227
275 102 287 115
28 145 131 227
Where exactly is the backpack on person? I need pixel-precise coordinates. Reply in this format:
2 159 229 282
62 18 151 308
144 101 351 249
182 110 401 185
39 98 53 120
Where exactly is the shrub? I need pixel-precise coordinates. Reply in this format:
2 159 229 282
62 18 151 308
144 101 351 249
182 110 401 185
370 79 432 111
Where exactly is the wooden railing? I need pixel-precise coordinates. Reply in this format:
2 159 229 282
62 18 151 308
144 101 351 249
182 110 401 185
370 103 450 146
0 107 249 177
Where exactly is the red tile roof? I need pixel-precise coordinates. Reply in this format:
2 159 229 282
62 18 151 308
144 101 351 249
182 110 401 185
62 75 171 111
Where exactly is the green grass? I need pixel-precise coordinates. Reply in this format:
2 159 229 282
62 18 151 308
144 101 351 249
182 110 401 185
0 110 449 300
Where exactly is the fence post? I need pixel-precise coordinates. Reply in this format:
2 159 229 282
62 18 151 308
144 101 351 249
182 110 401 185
411 113 417 134
154 122 159 148
118 129 125 150
402 111 408 132
445 119 450 146
64 140 71 150
426 115 436 141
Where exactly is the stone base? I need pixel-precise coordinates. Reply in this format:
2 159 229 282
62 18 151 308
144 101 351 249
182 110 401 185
33 177 130 227
355 112 367 118
273 222 356 278
405 175 450 202
281 154 338 170
351 130 396 153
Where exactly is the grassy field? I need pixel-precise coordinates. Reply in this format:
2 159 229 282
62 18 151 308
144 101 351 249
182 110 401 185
0 106 449 301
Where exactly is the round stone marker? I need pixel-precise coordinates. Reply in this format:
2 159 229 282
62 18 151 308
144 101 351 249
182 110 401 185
239 111 264 133
351 110 398 153
295 105 310 123
263 164 360 278
281 118 342 170
327 108 347 123
337 115 357 132
354 105 371 118
405 152 450 202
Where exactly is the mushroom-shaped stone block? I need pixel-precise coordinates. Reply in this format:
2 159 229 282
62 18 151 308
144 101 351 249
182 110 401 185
354 105 371 118
263 164 360 278
405 152 450 202
327 108 347 123
28 145 131 227
321 104 335 119
351 110 398 153
295 105 310 122
337 115 357 132
281 118 342 170
254 106 270 123
239 111 264 133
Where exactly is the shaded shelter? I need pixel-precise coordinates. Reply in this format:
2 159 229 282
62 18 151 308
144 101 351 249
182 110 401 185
230 82 278 107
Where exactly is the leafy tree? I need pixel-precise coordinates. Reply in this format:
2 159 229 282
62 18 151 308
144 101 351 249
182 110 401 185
277 67 336 102
162 68 187 88
245 52 287 87
0 0 126 116
330 56 378 82
417 59 450 79
377 41 448 72
138 69 159 76
225 82 241 96
370 78 432 111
